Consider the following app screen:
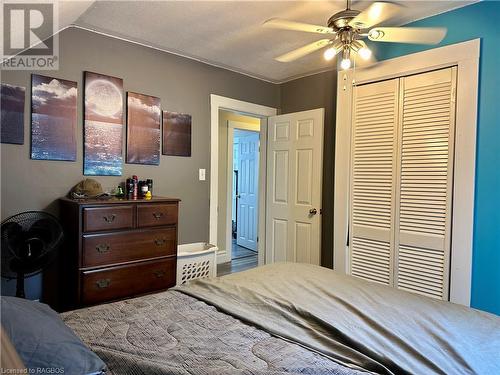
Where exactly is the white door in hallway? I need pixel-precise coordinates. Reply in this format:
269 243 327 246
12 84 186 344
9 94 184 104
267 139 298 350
266 108 324 265
236 131 260 251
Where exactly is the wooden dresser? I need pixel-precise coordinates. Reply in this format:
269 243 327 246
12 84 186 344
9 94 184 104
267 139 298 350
58 196 180 309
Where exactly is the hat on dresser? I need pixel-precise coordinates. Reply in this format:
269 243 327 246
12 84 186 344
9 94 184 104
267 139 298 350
69 179 106 199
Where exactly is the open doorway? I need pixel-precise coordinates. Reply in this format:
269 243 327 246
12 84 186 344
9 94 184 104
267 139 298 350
217 110 262 276
210 95 325 276
231 128 259 260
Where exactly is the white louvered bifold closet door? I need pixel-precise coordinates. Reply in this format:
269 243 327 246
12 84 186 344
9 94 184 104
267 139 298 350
349 67 457 300
349 79 399 285
395 68 457 299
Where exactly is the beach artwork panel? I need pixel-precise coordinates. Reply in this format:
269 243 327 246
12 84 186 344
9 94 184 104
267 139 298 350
31 75 77 161
126 92 161 165
162 111 192 157
84 71 124 176
1 83 25 145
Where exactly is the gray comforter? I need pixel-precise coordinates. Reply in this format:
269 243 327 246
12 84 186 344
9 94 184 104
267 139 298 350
175 263 500 375
61 289 365 375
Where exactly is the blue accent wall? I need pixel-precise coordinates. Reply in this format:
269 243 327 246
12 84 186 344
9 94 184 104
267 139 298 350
372 1 500 315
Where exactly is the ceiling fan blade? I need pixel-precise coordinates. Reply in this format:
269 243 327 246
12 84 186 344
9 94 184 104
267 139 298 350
349 2 402 29
368 27 447 44
263 18 335 34
275 39 332 62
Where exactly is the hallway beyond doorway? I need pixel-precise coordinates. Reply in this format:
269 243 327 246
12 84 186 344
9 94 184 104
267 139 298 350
232 239 257 260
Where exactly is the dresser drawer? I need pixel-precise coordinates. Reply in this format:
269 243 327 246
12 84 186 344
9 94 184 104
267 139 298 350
82 228 176 268
83 205 134 232
81 258 176 305
137 203 177 228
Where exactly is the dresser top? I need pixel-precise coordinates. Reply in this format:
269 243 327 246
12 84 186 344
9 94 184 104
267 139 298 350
60 196 181 205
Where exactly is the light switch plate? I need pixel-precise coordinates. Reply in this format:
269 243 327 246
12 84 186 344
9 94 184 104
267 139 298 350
199 168 206 181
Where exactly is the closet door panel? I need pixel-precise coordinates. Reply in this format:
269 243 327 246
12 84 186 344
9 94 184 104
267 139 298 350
395 67 457 300
350 79 399 285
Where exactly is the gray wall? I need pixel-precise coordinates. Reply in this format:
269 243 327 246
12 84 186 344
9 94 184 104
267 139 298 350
0 27 280 299
280 70 337 268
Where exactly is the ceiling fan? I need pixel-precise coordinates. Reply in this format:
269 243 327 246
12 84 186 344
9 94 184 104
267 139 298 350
264 0 447 70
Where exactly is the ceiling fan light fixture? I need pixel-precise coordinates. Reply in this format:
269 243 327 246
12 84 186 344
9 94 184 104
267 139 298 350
340 58 351 70
359 46 372 60
323 47 337 61
267 2 446 65
340 47 351 70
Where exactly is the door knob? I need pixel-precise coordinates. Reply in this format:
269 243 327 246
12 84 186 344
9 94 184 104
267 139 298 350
309 208 318 215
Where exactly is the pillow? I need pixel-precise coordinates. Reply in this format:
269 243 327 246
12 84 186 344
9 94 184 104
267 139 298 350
1 296 106 375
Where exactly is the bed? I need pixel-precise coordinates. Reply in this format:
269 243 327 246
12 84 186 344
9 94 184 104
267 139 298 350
61 289 363 375
60 262 500 375
3 263 499 374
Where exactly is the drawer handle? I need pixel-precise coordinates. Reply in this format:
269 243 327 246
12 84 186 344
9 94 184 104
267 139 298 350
96 279 111 289
103 214 116 223
152 212 164 220
154 238 166 246
153 270 166 278
96 243 110 253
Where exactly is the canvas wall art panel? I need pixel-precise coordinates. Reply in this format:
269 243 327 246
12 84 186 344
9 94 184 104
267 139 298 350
162 111 191 157
31 75 77 161
84 71 124 176
1 83 25 145
126 92 161 165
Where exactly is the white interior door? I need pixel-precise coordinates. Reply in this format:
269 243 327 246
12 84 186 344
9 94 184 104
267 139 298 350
348 67 457 300
349 79 399 285
266 108 324 265
236 131 260 251
394 67 457 300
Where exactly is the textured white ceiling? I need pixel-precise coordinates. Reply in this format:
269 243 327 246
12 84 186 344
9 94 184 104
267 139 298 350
72 1 474 83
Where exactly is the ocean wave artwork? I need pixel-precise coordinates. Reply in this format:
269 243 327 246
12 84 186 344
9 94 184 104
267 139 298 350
162 111 192 157
84 121 123 176
84 71 124 176
1 83 25 145
30 75 77 161
126 92 161 165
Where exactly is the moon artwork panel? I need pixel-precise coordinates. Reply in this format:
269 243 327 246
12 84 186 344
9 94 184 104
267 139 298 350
31 75 77 161
1 83 25 145
162 111 192 157
84 71 124 176
126 92 161 165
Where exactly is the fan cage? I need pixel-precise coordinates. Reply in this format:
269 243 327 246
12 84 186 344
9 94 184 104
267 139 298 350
1 211 63 279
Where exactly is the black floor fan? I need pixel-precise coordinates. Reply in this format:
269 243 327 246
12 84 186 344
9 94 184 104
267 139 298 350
1 211 63 298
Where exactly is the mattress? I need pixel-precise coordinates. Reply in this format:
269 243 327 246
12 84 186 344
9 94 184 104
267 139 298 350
61 290 365 375
176 263 500 375
63 262 500 375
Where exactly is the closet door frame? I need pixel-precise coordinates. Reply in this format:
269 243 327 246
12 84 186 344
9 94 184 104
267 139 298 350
334 39 480 306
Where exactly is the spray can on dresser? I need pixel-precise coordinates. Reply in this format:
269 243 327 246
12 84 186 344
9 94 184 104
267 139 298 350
132 175 138 199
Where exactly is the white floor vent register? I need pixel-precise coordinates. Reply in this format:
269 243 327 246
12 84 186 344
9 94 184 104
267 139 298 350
177 243 218 286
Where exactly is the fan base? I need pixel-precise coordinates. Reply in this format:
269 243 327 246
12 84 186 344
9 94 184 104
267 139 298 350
16 272 25 298
327 9 360 30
